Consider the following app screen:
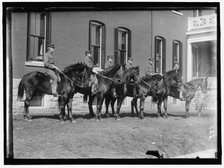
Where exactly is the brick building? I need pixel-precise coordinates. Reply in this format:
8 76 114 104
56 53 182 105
10 5 217 114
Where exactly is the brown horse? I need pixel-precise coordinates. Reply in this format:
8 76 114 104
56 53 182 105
104 66 140 120
163 77 208 118
130 69 183 118
17 63 93 122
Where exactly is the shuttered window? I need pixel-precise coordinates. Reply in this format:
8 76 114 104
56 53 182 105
114 27 131 65
89 20 106 69
155 36 166 74
27 11 51 62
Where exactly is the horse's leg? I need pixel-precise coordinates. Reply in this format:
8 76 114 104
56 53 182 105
67 97 75 123
139 96 145 119
157 100 163 118
95 95 103 121
58 96 66 122
131 98 135 115
163 97 168 118
88 95 95 117
24 97 32 121
105 97 111 117
185 100 191 118
110 98 116 116
114 97 123 120
24 91 33 121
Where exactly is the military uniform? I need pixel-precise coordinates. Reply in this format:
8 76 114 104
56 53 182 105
145 63 154 76
105 60 113 69
84 56 93 68
43 46 59 96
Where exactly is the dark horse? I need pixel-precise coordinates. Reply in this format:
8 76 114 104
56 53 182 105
163 77 208 118
17 63 93 122
131 69 183 118
104 66 140 119
89 64 140 120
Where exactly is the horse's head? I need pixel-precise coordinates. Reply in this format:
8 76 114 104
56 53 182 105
165 69 183 87
125 66 140 84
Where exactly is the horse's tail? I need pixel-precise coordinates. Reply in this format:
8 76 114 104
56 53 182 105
17 78 25 101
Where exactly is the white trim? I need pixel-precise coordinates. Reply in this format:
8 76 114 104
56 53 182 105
186 28 216 36
187 36 216 81
25 61 44 67
171 10 183 16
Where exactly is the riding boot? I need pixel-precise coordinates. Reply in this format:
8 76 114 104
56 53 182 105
52 81 58 97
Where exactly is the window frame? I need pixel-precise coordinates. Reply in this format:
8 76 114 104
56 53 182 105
114 27 131 65
172 40 183 71
155 36 166 74
89 20 106 69
26 11 51 67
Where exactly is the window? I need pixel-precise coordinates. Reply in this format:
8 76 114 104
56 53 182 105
89 21 105 68
155 36 166 74
173 40 182 71
114 27 131 65
27 12 51 62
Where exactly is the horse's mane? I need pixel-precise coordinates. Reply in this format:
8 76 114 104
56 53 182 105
101 64 122 76
185 78 204 86
141 74 163 83
63 62 88 74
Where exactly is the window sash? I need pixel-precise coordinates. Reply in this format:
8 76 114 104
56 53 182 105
90 22 103 68
118 28 128 65
155 38 163 73
27 12 47 62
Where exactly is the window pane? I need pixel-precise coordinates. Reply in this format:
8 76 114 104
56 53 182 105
92 46 100 67
120 50 126 65
28 12 46 61
156 38 162 73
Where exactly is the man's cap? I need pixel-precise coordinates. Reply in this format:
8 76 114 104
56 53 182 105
85 50 91 55
47 44 55 48
128 57 133 61
148 57 153 61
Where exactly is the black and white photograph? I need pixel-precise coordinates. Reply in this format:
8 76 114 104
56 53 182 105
3 1 221 165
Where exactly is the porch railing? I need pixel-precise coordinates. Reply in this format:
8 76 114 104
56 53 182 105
188 14 216 31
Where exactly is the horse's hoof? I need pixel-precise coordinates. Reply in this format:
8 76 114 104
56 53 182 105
115 117 121 120
105 114 110 118
70 120 76 123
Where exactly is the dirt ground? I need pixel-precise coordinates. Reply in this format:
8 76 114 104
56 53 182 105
13 104 217 159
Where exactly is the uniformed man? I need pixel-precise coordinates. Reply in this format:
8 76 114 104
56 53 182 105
43 44 61 97
173 59 180 71
83 50 98 102
145 57 154 76
84 50 93 68
126 57 133 69
105 55 113 69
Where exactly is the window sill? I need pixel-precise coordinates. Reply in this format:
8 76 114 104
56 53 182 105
25 61 44 67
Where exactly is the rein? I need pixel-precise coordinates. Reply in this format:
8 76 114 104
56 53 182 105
58 70 88 88
96 73 122 84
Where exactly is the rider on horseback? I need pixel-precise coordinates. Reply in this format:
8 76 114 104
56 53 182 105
44 44 61 97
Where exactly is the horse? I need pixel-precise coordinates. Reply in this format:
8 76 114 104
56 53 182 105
104 66 140 119
17 63 93 122
89 64 133 120
132 69 183 118
130 74 165 119
66 64 124 119
163 77 208 118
